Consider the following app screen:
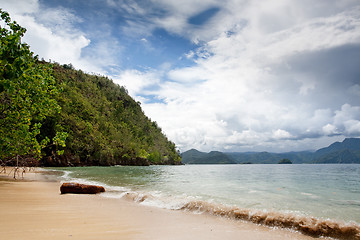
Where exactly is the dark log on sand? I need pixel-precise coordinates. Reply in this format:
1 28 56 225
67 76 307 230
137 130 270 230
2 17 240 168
60 182 105 194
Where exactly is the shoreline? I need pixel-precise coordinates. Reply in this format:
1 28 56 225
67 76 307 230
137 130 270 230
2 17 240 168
0 168 348 240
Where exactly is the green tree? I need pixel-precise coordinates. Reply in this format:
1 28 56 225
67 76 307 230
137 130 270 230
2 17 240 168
0 9 66 170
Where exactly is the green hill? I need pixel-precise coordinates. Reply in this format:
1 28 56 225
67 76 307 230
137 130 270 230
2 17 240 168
0 10 180 167
40 64 181 166
313 138 360 163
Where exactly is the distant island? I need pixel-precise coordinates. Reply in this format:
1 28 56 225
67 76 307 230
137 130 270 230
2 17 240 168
181 138 360 164
278 159 292 164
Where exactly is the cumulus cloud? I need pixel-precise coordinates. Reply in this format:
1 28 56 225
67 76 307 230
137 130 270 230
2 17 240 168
139 0 360 152
322 124 338 136
113 69 162 98
333 104 360 135
21 15 90 62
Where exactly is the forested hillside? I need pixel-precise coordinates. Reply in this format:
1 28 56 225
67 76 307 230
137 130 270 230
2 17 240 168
40 64 181 166
0 10 181 167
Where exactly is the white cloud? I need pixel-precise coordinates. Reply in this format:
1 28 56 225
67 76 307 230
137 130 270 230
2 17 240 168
273 129 293 140
0 0 39 15
204 6 360 68
167 67 208 83
344 120 360 135
113 69 162 97
19 15 90 63
322 124 338 136
333 104 360 134
139 1 360 152
0 0 104 73
334 104 360 125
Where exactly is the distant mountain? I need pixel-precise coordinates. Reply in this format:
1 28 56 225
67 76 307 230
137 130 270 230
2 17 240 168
315 138 360 155
314 149 360 163
181 149 237 164
181 138 360 164
313 138 360 163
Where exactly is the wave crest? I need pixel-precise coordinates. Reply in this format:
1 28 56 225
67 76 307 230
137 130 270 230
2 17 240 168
115 191 360 239
181 200 360 240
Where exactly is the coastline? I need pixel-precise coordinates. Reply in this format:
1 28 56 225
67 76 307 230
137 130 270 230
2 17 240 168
0 168 338 240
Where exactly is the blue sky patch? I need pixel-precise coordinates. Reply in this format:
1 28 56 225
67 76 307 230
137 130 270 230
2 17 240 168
188 7 220 26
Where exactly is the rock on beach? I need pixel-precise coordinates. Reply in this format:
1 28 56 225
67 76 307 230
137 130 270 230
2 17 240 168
60 182 105 194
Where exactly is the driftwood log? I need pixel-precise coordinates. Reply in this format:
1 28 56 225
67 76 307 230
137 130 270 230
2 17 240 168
60 182 105 194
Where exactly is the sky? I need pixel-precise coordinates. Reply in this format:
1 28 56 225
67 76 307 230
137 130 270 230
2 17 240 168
1 0 360 153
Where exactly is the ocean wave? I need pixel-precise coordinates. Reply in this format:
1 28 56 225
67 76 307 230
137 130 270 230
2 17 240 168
60 170 72 180
54 169 360 240
180 200 360 240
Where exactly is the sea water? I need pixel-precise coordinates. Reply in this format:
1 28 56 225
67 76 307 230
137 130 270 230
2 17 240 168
52 164 360 238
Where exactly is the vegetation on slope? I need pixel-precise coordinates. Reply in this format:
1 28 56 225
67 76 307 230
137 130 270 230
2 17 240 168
42 64 181 166
0 10 181 167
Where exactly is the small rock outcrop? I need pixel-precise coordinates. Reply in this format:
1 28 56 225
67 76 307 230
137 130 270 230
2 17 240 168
60 182 105 194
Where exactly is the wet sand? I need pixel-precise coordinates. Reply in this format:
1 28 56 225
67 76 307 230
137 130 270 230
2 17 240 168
0 168 324 240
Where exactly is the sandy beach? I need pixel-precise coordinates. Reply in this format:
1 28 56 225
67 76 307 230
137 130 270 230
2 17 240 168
0 168 324 240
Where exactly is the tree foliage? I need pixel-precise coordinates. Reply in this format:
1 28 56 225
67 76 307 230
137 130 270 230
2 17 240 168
0 10 67 166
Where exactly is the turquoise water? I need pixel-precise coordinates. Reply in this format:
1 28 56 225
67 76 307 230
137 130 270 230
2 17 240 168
53 164 360 225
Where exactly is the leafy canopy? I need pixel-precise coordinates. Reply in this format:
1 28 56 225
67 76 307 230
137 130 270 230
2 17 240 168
0 9 67 164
